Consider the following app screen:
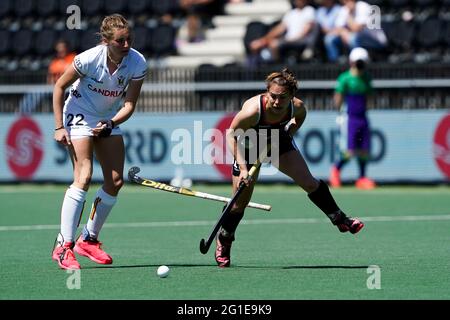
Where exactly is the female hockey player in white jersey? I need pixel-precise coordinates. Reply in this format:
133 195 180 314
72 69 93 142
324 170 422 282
51 14 147 270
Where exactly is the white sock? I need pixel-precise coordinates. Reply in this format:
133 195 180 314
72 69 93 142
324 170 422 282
86 188 117 239
60 186 87 243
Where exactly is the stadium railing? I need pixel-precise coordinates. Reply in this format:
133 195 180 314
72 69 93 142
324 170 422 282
0 64 449 113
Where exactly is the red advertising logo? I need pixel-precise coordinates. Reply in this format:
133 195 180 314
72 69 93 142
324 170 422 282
212 113 236 180
6 117 44 179
433 114 450 179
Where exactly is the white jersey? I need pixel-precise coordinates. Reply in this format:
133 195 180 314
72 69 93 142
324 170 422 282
65 44 147 118
62 45 147 139
282 6 316 41
335 1 387 45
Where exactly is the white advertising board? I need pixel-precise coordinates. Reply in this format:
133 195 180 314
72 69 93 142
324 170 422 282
1 110 449 183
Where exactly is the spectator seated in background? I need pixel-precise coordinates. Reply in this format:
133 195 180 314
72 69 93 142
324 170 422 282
248 0 318 65
179 0 226 43
315 0 341 60
324 0 387 63
47 39 77 84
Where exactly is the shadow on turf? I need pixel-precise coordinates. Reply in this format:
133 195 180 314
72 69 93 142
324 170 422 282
282 265 370 269
82 264 370 270
82 263 214 269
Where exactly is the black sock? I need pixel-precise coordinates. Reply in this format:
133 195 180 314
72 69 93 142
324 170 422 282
357 157 367 178
221 208 244 238
307 180 346 224
336 158 349 170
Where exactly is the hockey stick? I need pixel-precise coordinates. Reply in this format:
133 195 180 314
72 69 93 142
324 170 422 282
128 167 271 212
199 145 268 254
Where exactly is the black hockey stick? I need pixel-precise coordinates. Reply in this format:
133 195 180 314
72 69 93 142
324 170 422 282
199 147 267 254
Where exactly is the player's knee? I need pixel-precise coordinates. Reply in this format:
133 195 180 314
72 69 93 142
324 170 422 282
111 177 124 192
75 173 92 189
357 153 369 161
232 203 246 212
301 178 320 194
342 151 353 160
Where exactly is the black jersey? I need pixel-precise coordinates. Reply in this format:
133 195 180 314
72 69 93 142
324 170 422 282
232 95 298 176
255 94 294 133
239 94 294 149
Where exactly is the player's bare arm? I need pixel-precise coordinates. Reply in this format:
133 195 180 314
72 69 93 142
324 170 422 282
285 98 307 137
92 78 144 136
226 97 259 182
52 65 80 146
334 92 343 109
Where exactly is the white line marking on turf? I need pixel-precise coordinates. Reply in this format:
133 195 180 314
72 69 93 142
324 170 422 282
1 214 450 232
1 187 449 194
